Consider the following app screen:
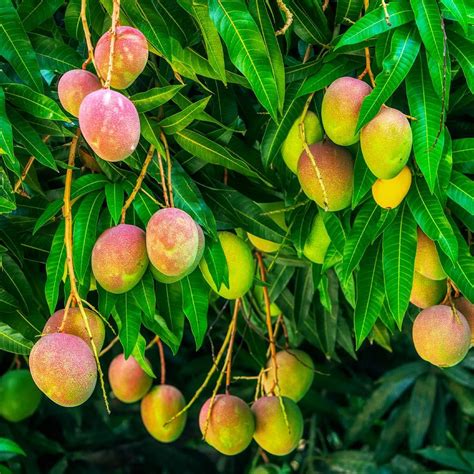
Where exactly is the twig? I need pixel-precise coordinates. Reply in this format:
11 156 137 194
157 151 170 208
157 337 166 385
99 336 119 357
275 0 293 36
121 145 155 223
160 132 174 208
357 0 376 88
58 293 74 333
225 301 239 394
80 0 101 79
104 0 121 89
322 0 329 11
381 0 391 26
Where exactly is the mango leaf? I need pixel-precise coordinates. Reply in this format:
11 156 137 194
0 0 43 92
0 323 33 355
130 270 156 322
131 85 185 113
335 0 414 49
97 284 117 319
0 438 25 458
448 29 474 94
104 182 124 226
439 251 474 302
72 192 104 285
294 266 314 327
209 0 279 121
155 281 184 352
335 0 363 24
440 0 468 33
45 221 66 314
17 0 63 31
0 89 15 168
382 203 417 328
452 138 474 174
354 240 384 349
290 201 317 255
202 236 229 290
131 334 155 378
406 54 444 191
447 170 474 214
417 447 474 471
407 177 458 263
351 146 376 208
115 292 141 358
181 270 209 350
357 25 421 130
159 97 211 135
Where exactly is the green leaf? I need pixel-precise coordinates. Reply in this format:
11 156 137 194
447 170 474 214
294 266 314 327
0 166 15 214
448 29 474 94
382 203 417 328
452 138 474 174
440 0 468 33
155 282 184 353
351 146 376 208
72 192 104 285
417 447 474 471
131 85 185 113
0 438 26 457
98 284 117 319
181 270 209 350
286 0 330 47
335 0 414 49
202 236 229 290
406 54 444 191
0 323 33 355
409 373 437 451
131 334 156 378
357 25 421 130
45 221 66 314
0 0 43 92
439 251 474 302
407 177 458 263
130 270 156 322
209 0 279 121
354 240 384 349
159 96 210 135
335 0 363 24
104 182 124 226
8 109 57 171
17 0 63 31
115 292 141 358
0 88 14 167
4 83 70 122
411 0 444 64
290 202 317 255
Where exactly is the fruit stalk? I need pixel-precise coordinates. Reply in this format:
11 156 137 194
160 132 174 207
157 337 166 385
157 150 171 207
80 0 100 78
104 0 121 89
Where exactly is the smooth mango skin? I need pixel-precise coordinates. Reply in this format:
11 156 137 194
253 284 281 317
247 202 287 253
252 396 303 456
199 394 255 455
57 70 101 117
321 77 372 146
79 89 140 162
94 26 148 89
415 229 446 280
92 224 149 294
412 304 471 367
360 106 413 179
108 354 152 403
281 111 324 173
0 370 41 422
372 166 412 209
410 271 446 309
141 385 187 443
263 350 314 402
43 308 105 352
303 212 330 264
29 333 97 407
200 231 255 299
297 141 354 211
454 297 474 345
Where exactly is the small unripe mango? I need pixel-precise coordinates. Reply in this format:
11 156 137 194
141 385 187 443
412 304 471 367
0 370 41 422
372 166 412 209
263 350 314 402
79 89 140 162
95 26 148 90
200 231 255 299
297 141 354 211
252 396 303 456
108 354 152 403
410 271 446 309
321 77 372 146
454 297 474 345
92 224 148 294
247 202 287 254
253 284 281 317
29 333 97 407
281 111 323 173
415 229 446 280
43 308 105 351
360 107 412 179
199 394 255 455
303 212 330 264
58 70 101 117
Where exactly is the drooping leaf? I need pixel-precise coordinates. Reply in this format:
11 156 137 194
448 29 474 94
452 138 474 174
30 34 83 73
45 221 66 314
104 182 124 226
159 96 211 135
0 323 33 355
131 334 156 378
115 292 141 358
351 146 376 208
130 270 156 322
17 0 63 31
131 85 185 113
447 170 474 214
0 88 15 168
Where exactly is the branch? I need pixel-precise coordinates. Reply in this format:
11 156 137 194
275 0 293 36
157 150 170 208
160 132 174 208
104 0 121 89
80 0 101 80
157 337 166 385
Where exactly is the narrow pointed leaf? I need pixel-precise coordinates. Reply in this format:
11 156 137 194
45 221 66 314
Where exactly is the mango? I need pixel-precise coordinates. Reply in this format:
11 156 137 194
29 333 97 407
410 271 446 309
95 26 148 89
58 69 101 117
199 394 255 455
297 141 354 211
79 89 140 162
200 231 255 299
454 297 474 345
412 304 471 367
372 166 412 209
303 212 330 264
415 229 446 280
92 224 149 294
321 77 372 146
141 385 187 443
281 111 323 173
360 107 412 179
247 202 287 253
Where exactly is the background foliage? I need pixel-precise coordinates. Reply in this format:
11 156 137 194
0 0 473 472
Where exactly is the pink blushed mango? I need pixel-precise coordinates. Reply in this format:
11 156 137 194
43 308 105 351
94 26 148 89
454 297 474 345
29 333 97 407
79 89 140 162
58 69 101 117
108 354 152 403
146 208 203 278
92 224 149 294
